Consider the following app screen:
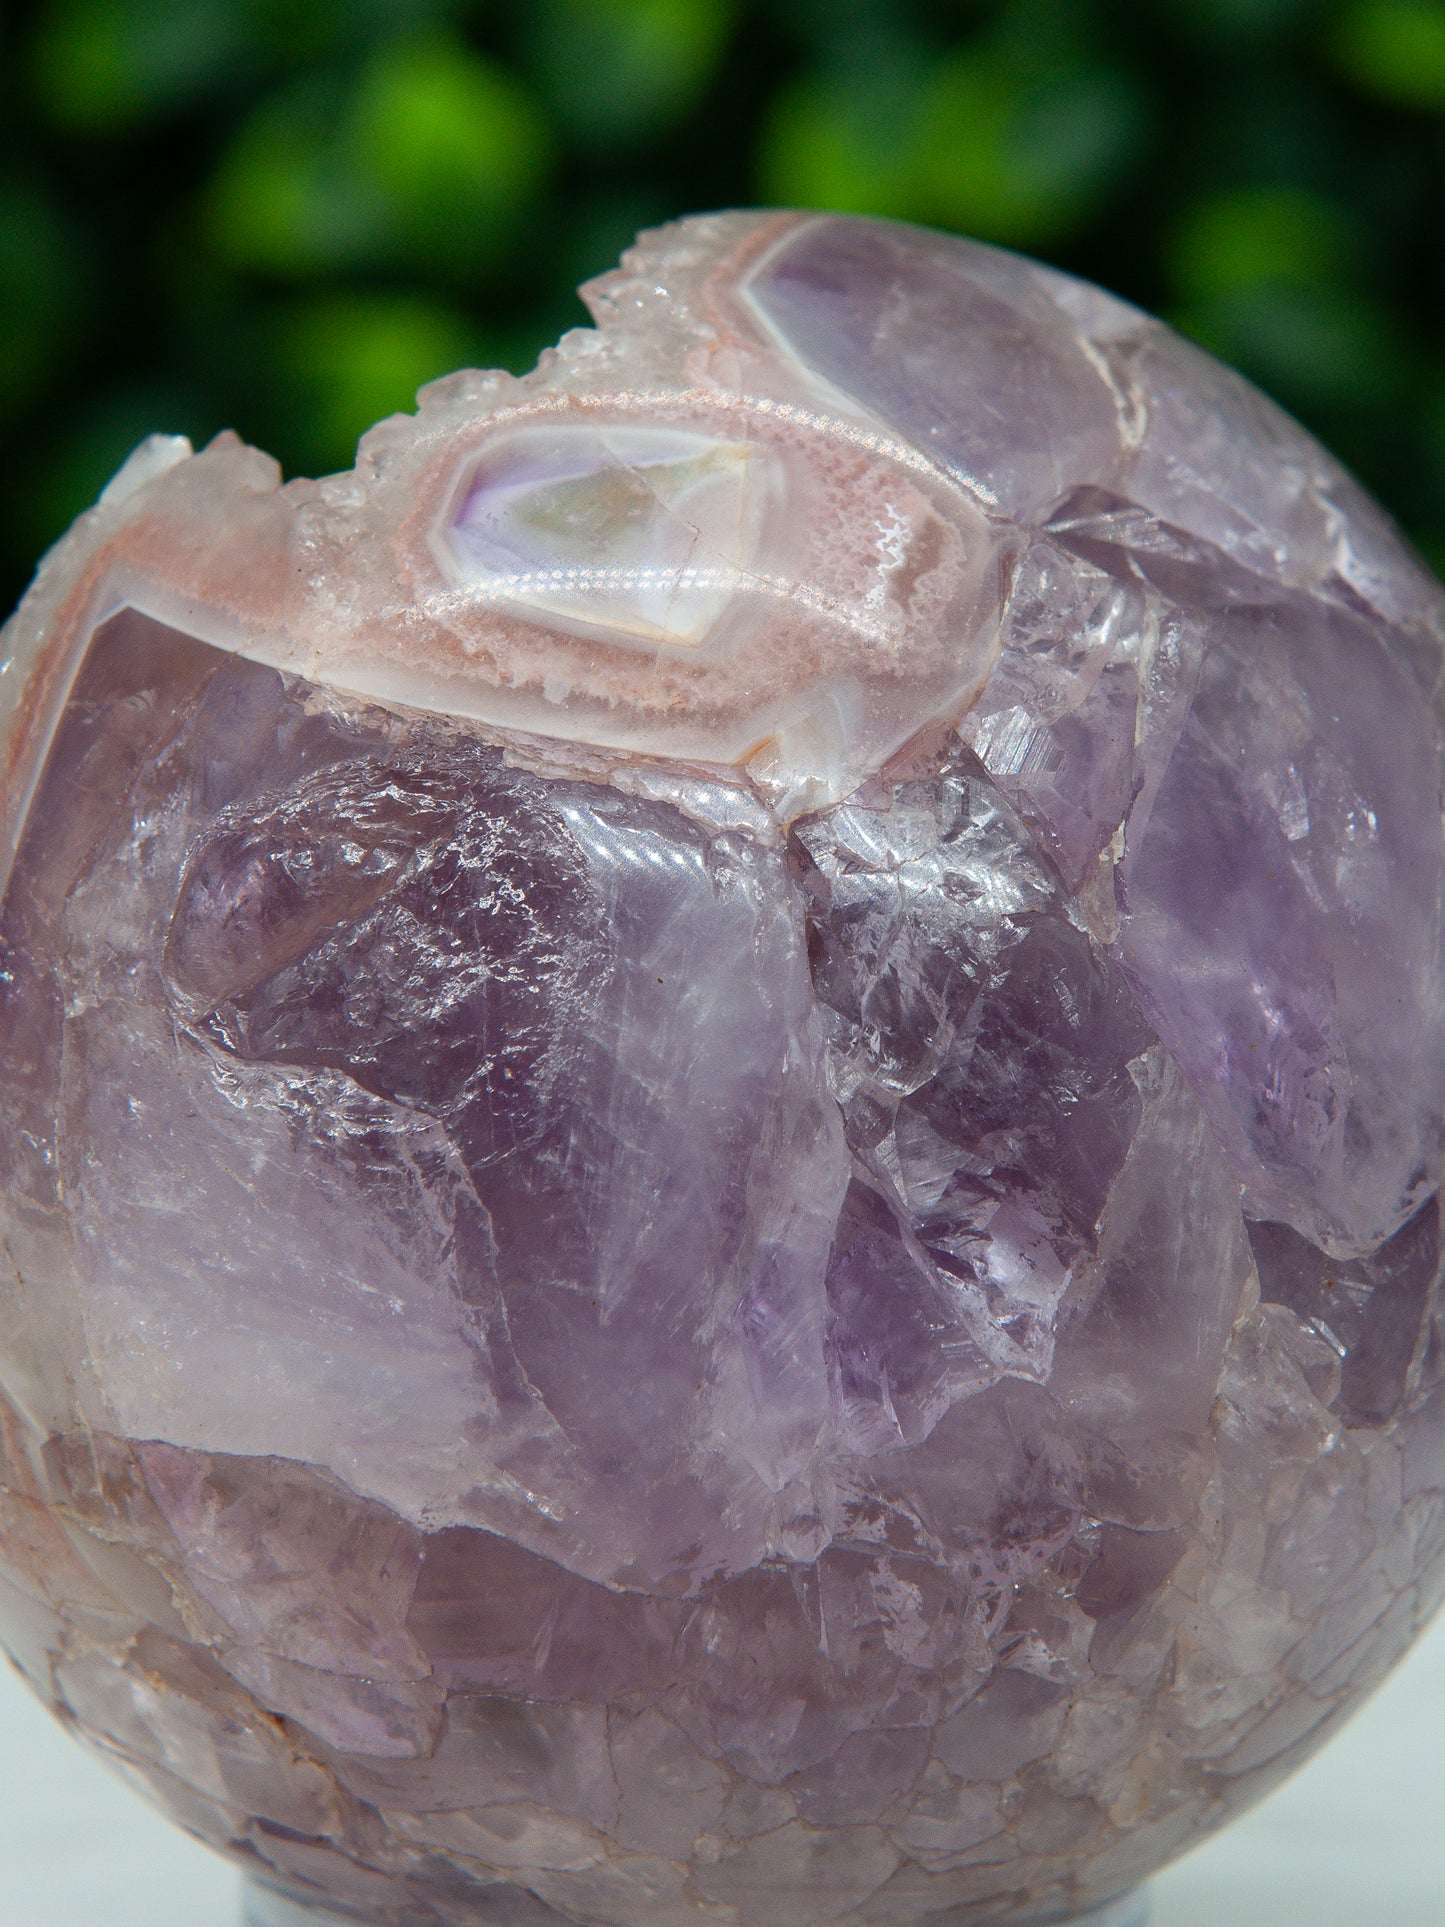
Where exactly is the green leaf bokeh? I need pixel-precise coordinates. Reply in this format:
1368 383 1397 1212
6 0 1445 614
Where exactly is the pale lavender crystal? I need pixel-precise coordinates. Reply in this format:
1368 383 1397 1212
2 211 1445 1927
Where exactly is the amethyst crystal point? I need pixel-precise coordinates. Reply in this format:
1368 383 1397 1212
2 212 1444 1927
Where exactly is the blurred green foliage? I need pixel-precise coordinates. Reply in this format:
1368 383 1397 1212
7 0 1445 613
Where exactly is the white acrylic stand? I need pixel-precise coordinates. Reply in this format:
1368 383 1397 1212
243 1875 1149 1927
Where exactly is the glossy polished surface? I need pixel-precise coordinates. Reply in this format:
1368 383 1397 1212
2 213 1445 1925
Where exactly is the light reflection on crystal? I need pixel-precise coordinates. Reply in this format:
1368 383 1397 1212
442 423 775 648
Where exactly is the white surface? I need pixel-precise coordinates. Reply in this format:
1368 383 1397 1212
0 1659 237 1927
1149 1604 1445 1925
0 1617 1442 1927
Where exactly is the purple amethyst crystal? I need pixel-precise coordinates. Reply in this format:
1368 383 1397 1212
2 211 1445 1926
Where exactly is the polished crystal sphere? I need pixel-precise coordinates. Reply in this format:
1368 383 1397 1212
2 212 1444 1927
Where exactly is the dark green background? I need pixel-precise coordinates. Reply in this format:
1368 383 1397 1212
5 0 1445 618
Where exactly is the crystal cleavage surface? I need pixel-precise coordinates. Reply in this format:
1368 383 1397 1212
1 211 1445 1927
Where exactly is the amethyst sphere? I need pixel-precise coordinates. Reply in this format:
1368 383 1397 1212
2 212 1444 1927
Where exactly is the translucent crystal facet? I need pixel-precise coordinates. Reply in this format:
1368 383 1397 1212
3 210 1445 1927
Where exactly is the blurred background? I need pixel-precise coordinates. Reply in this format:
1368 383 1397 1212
4 0 1445 619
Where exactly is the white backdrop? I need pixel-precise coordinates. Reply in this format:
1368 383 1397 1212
1 1611 1442 1927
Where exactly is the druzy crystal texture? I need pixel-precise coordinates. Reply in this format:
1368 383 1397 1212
3 211 1445 1927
